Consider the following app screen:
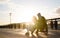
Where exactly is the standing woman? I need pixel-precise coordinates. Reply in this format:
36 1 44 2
31 16 38 35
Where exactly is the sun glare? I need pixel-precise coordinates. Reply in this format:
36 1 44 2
11 7 36 23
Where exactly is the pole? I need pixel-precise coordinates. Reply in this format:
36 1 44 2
9 13 12 24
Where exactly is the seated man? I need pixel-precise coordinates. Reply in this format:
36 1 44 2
36 13 48 35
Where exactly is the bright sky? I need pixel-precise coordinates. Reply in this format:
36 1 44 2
0 0 60 25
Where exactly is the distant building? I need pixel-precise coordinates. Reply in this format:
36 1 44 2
0 22 27 29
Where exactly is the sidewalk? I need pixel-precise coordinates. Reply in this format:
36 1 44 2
0 29 27 35
48 30 60 38
0 28 60 38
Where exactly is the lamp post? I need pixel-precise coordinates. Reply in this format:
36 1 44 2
9 13 12 24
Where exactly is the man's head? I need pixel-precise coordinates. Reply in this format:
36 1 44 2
37 13 41 17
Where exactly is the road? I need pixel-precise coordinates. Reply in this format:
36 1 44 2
0 28 60 38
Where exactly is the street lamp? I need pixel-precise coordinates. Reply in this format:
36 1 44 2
9 13 12 24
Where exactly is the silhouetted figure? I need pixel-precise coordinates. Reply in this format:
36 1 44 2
50 20 53 29
31 16 37 35
25 19 35 36
36 13 48 35
54 20 58 30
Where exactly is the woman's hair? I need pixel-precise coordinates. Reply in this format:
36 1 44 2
32 16 37 23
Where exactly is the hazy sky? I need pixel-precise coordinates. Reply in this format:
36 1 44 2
0 0 60 25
